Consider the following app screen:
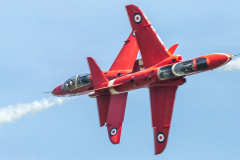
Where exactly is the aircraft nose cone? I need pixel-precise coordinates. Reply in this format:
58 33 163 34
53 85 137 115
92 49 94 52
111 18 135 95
52 85 63 96
207 53 232 70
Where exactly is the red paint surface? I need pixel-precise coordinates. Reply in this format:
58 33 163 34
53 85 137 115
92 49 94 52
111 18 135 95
126 4 172 68
109 31 139 71
51 4 233 155
106 93 128 144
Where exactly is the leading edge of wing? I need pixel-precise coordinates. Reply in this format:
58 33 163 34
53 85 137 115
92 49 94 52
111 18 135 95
125 4 171 69
109 31 139 71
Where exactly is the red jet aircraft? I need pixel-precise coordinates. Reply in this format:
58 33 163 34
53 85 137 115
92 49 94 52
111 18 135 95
52 4 233 155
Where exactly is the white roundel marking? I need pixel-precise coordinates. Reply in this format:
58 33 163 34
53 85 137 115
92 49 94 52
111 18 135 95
110 128 117 136
134 13 142 24
157 133 165 143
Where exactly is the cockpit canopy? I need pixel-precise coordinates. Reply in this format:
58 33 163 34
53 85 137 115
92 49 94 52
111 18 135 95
158 58 208 80
61 74 90 91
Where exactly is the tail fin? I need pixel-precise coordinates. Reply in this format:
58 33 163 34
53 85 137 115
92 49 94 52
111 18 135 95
109 31 139 71
87 57 108 87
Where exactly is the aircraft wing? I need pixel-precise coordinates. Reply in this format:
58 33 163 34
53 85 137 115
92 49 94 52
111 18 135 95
109 31 139 71
96 95 110 127
106 92 128 144
149 86 178 155
126 4 171 68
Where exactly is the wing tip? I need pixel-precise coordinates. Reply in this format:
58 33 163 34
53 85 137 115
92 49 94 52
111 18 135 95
125 4 137 8
107 125 122 144
125 4 142 15
109 137 120 144
155 147 166 155
153 126 170 155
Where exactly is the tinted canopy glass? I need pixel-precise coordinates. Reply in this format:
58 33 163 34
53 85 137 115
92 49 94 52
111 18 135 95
158 64 175 80
173 60 196 75
61 74 90 91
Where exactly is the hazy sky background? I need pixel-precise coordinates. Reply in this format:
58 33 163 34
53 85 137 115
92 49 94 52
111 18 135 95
0 0 239 159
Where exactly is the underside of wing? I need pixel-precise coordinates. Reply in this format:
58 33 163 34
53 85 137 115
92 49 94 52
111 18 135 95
106 92 128 144
109 31 139 71
126 4 171 69
149 86 178 155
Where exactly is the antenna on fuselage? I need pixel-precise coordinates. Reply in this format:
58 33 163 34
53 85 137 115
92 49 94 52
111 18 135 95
43 91 52 94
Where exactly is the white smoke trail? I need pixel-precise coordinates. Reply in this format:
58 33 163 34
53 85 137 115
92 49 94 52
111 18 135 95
220 57 240 71
0 97 72 123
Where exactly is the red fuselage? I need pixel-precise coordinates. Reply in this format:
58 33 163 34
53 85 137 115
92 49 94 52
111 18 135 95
52 53 232 97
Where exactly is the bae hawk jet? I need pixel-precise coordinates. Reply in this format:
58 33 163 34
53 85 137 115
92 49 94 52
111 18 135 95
52 4 233 154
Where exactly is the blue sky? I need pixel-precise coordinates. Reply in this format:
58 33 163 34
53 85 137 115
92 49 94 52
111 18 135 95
0 0 240 159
